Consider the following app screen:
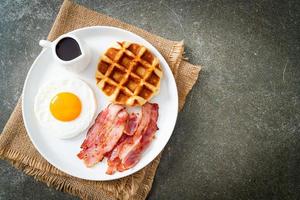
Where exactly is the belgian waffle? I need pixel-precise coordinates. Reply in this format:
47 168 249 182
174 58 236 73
96 41 163 106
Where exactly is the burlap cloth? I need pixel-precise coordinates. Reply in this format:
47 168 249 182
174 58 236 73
0 0 201 199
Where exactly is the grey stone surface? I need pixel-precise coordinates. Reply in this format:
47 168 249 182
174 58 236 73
0 0 299 199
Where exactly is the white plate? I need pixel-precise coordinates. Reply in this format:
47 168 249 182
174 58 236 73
22 26 178 181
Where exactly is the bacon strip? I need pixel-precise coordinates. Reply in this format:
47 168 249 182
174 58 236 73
124 113 141 136
80 104 124 150
103 134 129 159
106 103 159 174
121 106 158 170
77 104 128 167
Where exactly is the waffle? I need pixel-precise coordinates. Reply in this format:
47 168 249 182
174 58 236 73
96 41 163 106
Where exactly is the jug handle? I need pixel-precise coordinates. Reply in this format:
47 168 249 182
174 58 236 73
39 40 52 49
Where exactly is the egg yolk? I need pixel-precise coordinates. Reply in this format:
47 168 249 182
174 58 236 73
50 92 82 122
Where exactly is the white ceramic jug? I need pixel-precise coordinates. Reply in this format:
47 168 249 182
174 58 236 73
39 34 91 73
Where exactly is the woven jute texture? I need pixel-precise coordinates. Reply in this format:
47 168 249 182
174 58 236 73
0 0 201 199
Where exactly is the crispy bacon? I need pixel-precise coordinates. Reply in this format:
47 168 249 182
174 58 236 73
121 106 158 170
77 104 128 167
104 133 129 158
80 104 124 150
77 102 159 174
106 103 159 174
124 113 140 136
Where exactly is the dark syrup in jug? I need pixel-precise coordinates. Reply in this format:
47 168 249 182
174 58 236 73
55 37 82 61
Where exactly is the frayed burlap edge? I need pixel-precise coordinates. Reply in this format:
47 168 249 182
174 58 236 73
0 148 64 176
10 161 113 200
0 146 162 200
168 40 184 79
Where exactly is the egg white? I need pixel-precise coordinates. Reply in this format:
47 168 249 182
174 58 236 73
34 78 96 139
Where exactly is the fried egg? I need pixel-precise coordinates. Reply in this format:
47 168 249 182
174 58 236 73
34 78 96 139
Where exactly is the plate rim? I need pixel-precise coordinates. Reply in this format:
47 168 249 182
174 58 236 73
22 25 178 181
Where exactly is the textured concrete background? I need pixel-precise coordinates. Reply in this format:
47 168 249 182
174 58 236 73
0 0 300 199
